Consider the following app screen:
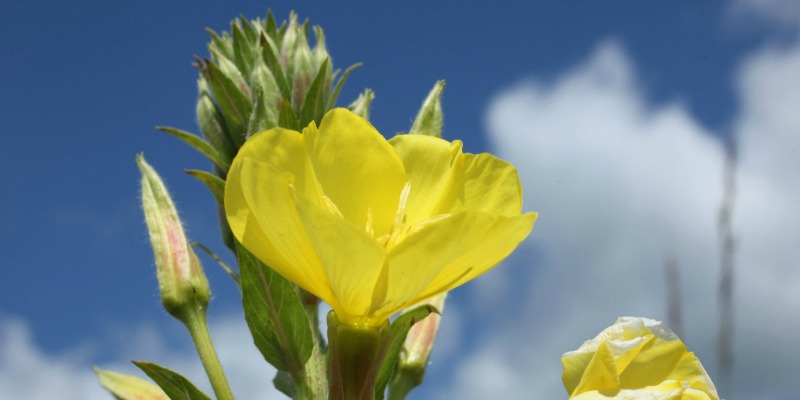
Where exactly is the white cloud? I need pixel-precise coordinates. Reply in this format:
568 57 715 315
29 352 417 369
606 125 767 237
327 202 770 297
441 38 800 399
0 314 283 400
728 0 800 30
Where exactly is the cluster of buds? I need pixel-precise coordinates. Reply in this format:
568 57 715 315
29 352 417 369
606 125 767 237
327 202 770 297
195 12 362 152
162 12 367 252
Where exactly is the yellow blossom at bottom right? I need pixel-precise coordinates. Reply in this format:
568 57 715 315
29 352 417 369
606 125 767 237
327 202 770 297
561 317 719 400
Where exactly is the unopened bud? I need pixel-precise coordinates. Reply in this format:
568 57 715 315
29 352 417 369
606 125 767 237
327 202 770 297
95 367 168 400
290 32 315 110
196 77 234 160
409 80 445 137
312 26 333 90
137 155 210 318
280 11 301 66
249 58 281 129
347 89 375 121
399 293 446 369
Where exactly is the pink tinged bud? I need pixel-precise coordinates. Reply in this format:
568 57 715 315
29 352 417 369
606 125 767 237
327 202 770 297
137 154 210 316
400 293 447 367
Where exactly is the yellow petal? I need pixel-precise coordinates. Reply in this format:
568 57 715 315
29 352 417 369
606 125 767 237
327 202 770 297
384 211 537 309
289 188 387 325
450 152 525 216
225 155 334 304
305 108 406 237
388 134 465 226
573 342 621 396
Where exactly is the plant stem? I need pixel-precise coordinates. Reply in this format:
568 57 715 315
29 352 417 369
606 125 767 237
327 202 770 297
182 307 235 400
386 365 424 400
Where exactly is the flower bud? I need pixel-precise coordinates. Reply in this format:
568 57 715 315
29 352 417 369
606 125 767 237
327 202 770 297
409 80 445 137
196 77 234 160
347 89 375 121
290 31 316 110
137 154 211 318
312 26 333 90
249 58 281 130
95 367 168 400
280 12 301 67
399 293 446 370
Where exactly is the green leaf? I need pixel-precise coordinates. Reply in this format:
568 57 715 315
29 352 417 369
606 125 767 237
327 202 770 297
204 60 252 147
278 98 299 131
237 242 313 372
374 305 439 400
133 361 211 400
184 169 225 204
272 370 295 398
259 32 292 101
156 127 230 173
192 242 240 292
299 58 330 127
327 63 362 110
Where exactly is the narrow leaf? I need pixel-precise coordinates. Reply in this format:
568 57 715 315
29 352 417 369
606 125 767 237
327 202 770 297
265 11 278 39
374 305 438 400
134 361 211 400
192 242 241 292
205 28 233 61
238 242 313 372
156 127 230 173
327 63 362 110
184 169 225 204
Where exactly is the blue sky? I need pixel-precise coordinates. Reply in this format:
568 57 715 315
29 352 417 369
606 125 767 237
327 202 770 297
1 1 799 399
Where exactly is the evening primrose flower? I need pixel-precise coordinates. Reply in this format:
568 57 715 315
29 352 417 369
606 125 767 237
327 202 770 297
562 317 719 400
225 108 536 326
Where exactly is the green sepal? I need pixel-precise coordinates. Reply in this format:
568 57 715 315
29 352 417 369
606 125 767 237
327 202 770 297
238 15 258 45
327 63 362 110
184 169 225 204
94 367 168 400
205 28 234 62
300 58 330 127
133 361 211 400
259 32 292 101
156 127 230 173
192 242 241 292
409 80 445 138
348 88 375 121
265 11 279 39
278 98 300 131
374 304 439 400
237 241 313 372
196 84 235 161
232 22 255 79
204 60 252 147
249 90 277 137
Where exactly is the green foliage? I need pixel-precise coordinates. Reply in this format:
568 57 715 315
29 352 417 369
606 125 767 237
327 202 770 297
237 242 313 373
134 361 212 400
375 305 439 400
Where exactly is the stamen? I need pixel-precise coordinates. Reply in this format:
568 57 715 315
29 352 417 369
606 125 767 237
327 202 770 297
386 182 412 249
406 213 452 237
365 208 375 238
322 195 343 218
393 182 412 233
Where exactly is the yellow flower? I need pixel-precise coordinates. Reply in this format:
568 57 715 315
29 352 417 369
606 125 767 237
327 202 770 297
225 108 536 326
562 317 719 400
